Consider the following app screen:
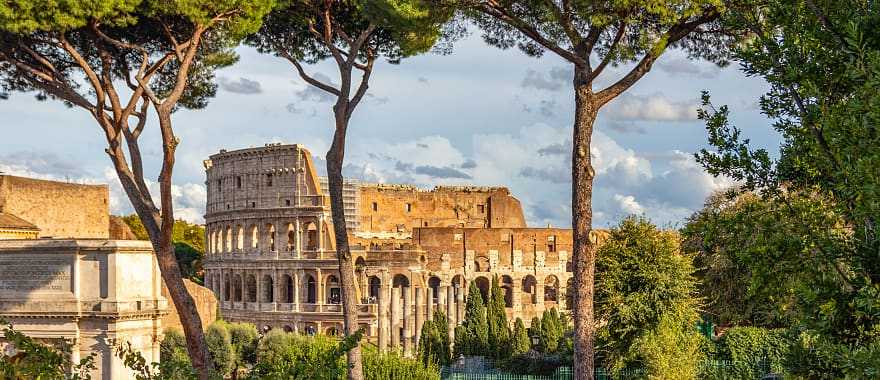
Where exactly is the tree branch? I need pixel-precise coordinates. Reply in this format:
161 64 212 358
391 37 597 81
478 2 587 67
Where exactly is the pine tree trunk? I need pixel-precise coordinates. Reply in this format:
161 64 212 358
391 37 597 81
571 67 597 380
327 106 365 380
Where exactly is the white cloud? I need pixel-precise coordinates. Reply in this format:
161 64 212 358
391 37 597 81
613 194 645 215
604 93 699 122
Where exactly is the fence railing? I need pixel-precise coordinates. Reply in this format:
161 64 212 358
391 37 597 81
441 359 779 380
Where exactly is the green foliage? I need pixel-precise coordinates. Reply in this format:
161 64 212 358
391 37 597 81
0 319 95 379
487 275 511 360
458 281 489 356
682 191 793 327
227 322 259 377
595 216 702 376
511 318 531 356
157 329 199 379
694 1 880 376
417 310 451 367
362 345 440 380
703 327 789 380
539 309 561 353
205 322 234 377
248 330 346 379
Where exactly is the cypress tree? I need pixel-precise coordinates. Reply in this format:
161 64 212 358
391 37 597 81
512 318 531 355
541 309 560 353
487 275 511 360
453 325 469 358
462 281 489 355
433 309 451 364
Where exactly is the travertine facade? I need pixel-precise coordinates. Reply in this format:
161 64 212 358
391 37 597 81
203 143 582 353
0 239 167 380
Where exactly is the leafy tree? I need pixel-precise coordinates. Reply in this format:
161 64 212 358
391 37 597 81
695 0 880 376
1 319 95 379
449 1 732 376
206 322 235 377
0 2 272 376
594 216 701 376
681 191 795 327
247 3 455 377
512 318 531 356
227 322 259 379
487 275 511 360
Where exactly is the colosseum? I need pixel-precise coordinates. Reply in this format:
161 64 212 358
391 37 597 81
202 143 594 353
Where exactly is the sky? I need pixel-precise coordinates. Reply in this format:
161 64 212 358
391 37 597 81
0 30 778 229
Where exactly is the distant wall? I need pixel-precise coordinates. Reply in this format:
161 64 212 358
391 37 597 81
0 175 109 239
161 279 218 332
357 185 526 232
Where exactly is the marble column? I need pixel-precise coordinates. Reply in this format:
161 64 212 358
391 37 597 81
455 285 465 325
317 216 324 257
391 287 401 348
438 286 448 320
403 286 412 355
294 218 302 257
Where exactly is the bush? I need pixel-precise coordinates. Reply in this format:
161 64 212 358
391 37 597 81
363 346 440 380
504 351 568 376
248 330 346 379
205 322 235 377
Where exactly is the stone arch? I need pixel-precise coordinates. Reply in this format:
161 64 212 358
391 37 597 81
223 275 231 301
224 226 232 253
286 223 295 252
544 275 559 302
266 223 276 252
326 326 339 336
368 276 381 302
473 276 490 303
249 225 259 249
283 325 293 333
522 275 537 304
261 275 274 303
281 274 294 303
233 274 242 302
501 275 514 308
246 274 257 302
304 221 317 250
326 275 340 304
474 256 490 272
428 276 441 303
392 273 410 288
236 225 244 252
305 275 317 303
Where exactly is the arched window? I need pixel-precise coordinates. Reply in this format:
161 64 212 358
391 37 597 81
246 275 257 302
250 225 259 249
224 275 231 302
473 276 490 303
501 275 514 308
304 222 317 250
326 275 340 304
522 275 537 304
266 224 276 252
306 275 316 303
368 276 381 303
428 276 441 303
282 275 294 303
233 274 243 302
286 223 295 252
392 274 410 288
544 275 559 302
225 226 232 253
261 275 274 303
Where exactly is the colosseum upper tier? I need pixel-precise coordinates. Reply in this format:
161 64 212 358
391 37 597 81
203 143 597 353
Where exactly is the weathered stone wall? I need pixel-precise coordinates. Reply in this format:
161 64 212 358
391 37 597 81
108 215 139 240
413 227 573 270
161 279 218 332
357 185 526 233
0 175 109 239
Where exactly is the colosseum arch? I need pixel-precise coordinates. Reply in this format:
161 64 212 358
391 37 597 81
280 274 294 303
233 274 243 302
326 275 340 304
522 275 537 304
285 223 295 252
224 226 232 253
368 276 381 302
428 276 441 303
261 275 274 303
236 225 244 252
501 275 514 308
246 274 257 302
392 273 410 288
249 225 259 249
544 275 559 302
473 276 490 303
223 275 231 301
305 275 317 303
266 223 276 252
303 221 317 251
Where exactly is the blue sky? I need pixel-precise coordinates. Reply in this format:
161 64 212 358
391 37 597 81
0 30 776 228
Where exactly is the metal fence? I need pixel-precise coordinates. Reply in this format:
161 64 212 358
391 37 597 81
441 360 779 380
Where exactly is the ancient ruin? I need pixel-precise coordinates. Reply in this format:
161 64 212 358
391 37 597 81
203 144 595 353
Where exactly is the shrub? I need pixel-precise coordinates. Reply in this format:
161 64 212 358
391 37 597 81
702 327 789 380
363 346 440 380
248 330 346 379
206 321 235 377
